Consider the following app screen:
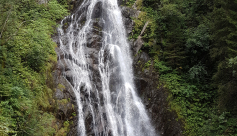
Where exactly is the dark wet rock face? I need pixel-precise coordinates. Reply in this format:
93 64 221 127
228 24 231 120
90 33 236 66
121 5 184 136
92 2 102 18
55 89 64 100
132 51 184 136
52 0 183 136
52 71 78 135
121 6 139 36
53 0 105 135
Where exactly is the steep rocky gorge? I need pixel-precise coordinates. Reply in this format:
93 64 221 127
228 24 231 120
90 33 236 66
52 0 184 135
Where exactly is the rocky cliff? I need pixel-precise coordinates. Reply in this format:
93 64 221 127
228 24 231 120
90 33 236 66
121 5 184 136
52 0 184 135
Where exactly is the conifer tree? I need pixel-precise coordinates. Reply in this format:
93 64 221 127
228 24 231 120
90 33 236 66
210 0 237 112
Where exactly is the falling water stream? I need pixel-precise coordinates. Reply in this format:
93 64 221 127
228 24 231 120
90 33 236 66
57 0 156 135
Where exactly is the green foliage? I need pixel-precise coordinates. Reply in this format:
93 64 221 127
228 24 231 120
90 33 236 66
213 59 237 113
185 25 210 72
154 59 172 74
58 84 66 91
188 63 207 83
126 0 136 7
26 45 48 72
186 25 210 53
142 60 151 71
137 0 237 135
132 0 187 67
0 0 68 135
184 24 211 84
63 120 70 128
210 0 237 114
155 1 186 68
54 120 70 136
210 0 237 61
200 111 237 136
72 112 76 117
155 61 215 135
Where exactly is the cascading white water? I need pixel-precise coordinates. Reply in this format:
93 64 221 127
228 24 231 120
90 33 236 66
57 0 157 135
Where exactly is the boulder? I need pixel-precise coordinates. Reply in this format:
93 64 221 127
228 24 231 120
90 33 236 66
55 89 64 100
92 2 102 18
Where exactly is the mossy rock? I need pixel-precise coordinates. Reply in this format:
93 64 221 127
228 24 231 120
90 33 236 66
57 84 66 91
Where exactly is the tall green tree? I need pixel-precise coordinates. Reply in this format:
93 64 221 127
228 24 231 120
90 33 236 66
210 0 237 112
151 0 187 68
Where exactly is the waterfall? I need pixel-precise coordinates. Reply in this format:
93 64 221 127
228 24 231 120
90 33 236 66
57 0 156 135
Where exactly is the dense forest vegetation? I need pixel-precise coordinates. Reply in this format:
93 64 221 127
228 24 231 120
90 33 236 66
0 0 70 135
1 0 237 135
129 0 237 135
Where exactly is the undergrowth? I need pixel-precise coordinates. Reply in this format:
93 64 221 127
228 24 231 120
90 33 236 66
129 0 237 135
155 59 237 135
0 0 70 135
